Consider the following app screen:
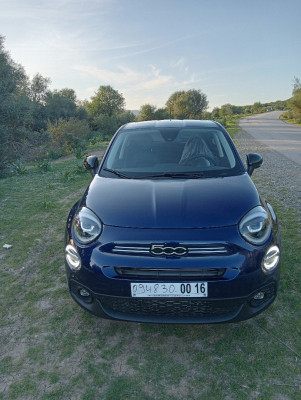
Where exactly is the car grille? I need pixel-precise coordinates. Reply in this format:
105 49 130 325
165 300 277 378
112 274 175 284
111 243 230 257
98 296 241 319
114 267 226 279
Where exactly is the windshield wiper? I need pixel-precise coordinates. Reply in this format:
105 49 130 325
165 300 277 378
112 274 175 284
102 168 132 179
136 172 204 179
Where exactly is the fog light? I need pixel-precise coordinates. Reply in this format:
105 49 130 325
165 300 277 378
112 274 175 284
254 292 265 300
65 244 81 271
250 291 266 307
262 245 280 274
78 286 93 304
79 288 90 297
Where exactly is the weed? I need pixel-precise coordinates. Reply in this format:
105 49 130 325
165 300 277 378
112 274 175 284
10 159 27 175
75 161 87 175
41 200 57 210
60 170 74 181
73 145 87 160
38 159 53 172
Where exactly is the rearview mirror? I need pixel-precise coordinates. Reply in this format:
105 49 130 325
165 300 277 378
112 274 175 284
246 153 263 176
84 155 99 176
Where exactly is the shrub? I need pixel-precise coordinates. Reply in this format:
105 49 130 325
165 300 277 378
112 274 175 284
38 159 53 172
47 118 90 153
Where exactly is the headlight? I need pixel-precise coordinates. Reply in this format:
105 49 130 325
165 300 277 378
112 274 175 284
72 207 102 244
262 245 280 273
65 244 81 271
239 206 272 245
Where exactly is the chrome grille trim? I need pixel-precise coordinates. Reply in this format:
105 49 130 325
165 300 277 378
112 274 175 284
112 244 229 256
188 247 228 254
114 267 226 279
112 246 150 254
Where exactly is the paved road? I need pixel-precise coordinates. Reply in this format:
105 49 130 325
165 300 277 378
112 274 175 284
239 111 301 165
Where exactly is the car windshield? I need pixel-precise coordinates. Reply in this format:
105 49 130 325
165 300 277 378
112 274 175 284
101 126 243 179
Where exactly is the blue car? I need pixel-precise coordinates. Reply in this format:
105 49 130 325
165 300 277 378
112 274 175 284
65 120 280 323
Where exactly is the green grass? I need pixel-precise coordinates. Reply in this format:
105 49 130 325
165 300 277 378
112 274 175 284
0 156 301 400
279 114 301 127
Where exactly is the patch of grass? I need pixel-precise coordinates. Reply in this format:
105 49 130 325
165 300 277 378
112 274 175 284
0 152 300 400
8 375 38 399
280 114 301 126
105 376 153 400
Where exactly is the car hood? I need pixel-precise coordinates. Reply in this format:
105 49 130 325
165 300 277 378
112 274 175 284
83 174 260 229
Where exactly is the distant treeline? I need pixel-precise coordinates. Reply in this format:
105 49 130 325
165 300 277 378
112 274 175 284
0 35 298 174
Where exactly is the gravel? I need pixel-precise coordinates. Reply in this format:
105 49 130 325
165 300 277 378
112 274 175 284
234 127 301 223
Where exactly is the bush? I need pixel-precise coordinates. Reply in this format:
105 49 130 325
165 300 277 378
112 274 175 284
38 159 53 172
73 146 87 160
47 118 90 153
45 147 65 160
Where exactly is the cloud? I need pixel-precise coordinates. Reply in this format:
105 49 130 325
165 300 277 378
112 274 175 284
74 64 174 90
74 65 145 85
170 58 185 69
103 34 199 62
74 61 211 108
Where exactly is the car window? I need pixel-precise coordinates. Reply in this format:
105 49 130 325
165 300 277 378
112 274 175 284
102 127 243 178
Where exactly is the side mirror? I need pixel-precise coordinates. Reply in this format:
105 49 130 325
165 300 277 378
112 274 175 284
246 153 263 176
84 155 99 176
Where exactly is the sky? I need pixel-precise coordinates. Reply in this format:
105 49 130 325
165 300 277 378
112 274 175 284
1 0 300 111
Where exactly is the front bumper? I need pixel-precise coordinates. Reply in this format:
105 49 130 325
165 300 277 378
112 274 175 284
65 223 281 324
68 278 278 323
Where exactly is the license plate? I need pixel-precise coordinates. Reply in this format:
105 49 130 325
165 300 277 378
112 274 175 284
131 282 208 298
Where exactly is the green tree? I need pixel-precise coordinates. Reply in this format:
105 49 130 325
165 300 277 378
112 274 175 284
0 35 32 171
211 107 220 119
87 85 125 117
45 88 78 122
289 77 301 121
251 102 263 114
29 73 51 103
117 111 136 126
166 89 208 119
154 107 169 120
220 103 235 117
138 104 169 121
138 104 157 121
26 73 51 132
165 90 185 117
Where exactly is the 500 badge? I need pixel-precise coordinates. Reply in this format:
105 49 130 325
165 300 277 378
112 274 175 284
150 244 188 256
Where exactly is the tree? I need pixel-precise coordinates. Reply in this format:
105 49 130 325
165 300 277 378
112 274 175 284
29 73 51 103
138 104 157 121
289 77 301 121
0 35 32 171
26 73 51 131
87 85 125 117
251 102 263 114
138 104 170 121
154 107 169 120
166 89 208 119
45 88 78 122
165 91 185 117
117 111 136 126
220 104 234 117
211 107 220 119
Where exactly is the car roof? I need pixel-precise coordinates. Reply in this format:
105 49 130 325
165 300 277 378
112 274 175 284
122 119 220 130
